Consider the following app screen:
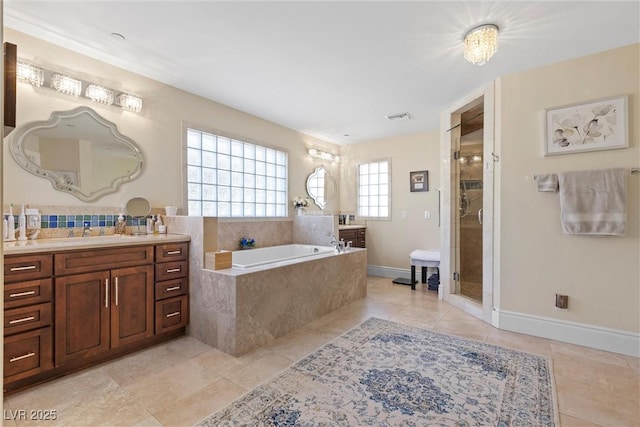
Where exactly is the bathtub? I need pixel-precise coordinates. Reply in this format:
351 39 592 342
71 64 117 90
232 244 335 268
193 243 368 356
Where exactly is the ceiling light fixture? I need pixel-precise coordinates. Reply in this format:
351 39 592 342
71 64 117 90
463 24 499 65
17 59 143 113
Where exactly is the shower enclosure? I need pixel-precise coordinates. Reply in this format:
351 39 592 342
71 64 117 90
458 142 484 302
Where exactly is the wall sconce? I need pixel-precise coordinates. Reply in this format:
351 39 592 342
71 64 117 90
308 148 340 163
17 60 143 113
50 73 82 97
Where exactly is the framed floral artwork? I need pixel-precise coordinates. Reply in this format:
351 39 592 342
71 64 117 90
410 170 428 192
544 95 628 156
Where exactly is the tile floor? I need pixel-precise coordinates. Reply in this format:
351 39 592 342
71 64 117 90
3 276 639 427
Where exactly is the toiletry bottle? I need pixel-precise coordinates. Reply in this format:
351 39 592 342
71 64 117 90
3 216 7 241
18 204 27 241
7 204 15 241
146 216 154 234
115 213 126 234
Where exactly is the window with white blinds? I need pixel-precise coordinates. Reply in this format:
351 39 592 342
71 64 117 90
186 128 288 217
357 159 390 219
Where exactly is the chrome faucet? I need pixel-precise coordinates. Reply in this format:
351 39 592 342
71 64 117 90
327 232 345 253
82 225 92 237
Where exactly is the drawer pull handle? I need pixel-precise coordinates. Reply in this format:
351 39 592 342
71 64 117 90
166 286 181 292
9 290 37 298
166 311 181 318
9 265 37 272
166 250 182 255
9 316 36 325
10 352 36 363
166 268 181 273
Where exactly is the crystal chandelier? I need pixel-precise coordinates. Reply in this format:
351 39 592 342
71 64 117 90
463 24 499 65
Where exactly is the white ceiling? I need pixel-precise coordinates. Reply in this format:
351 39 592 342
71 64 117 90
4 1 639 144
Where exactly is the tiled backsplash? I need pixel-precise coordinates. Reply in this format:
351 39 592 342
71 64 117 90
2 205 159 239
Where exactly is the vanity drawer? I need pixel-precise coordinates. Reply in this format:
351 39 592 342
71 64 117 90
155 295 188 334
155 243 189 263
4 327 53 382
55 245 153 275
155 260 188 282
4 279 53 309
155 277 188 301
4 254 53 284
4 303 52 336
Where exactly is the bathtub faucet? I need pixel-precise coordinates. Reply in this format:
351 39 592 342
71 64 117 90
327 232 345 253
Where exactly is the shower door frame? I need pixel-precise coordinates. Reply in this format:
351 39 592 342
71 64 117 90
439 82 497 325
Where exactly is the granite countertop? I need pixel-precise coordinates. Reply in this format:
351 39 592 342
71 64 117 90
3 233 191 255
338 225 366 230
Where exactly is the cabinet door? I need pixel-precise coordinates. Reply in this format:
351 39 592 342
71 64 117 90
110 265 154 348
55 271 110 366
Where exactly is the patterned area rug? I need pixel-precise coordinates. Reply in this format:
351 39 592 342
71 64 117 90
196 317 558 426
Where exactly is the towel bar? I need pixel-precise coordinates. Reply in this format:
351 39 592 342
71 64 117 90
534 167 639 180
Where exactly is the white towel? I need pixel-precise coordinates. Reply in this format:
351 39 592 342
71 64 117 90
535 173 558 192
558 168 627 236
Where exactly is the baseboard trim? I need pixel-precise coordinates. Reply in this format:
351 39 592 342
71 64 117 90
367 265 410 279
496 309 640 357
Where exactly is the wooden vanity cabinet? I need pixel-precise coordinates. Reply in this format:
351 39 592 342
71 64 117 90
3 254 54 384
54 247 155 366
338 227 366 248
154 243 189 334
3 240 190 393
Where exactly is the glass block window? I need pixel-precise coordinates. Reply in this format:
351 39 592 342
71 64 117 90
186 128 288 217
357 159 390 219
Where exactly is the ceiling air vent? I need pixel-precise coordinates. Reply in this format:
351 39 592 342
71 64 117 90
385 111 413 121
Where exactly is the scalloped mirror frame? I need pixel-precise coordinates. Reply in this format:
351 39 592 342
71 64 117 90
8 106 144 202
306 165 336 210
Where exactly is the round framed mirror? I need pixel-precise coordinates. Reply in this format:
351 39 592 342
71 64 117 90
125 197 151 235
306 166 336 209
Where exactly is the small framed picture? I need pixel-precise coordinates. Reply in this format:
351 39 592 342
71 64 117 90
544 94 628 156
410 170 428 192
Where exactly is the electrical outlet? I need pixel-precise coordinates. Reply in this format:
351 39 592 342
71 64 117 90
424 210 430 220
555 294 568 309
27 215 41 229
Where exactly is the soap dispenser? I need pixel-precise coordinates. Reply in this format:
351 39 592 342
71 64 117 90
115 213 127 235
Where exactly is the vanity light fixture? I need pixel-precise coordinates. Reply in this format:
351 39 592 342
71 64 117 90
85 84 114 105
16 59 143 113
51 73 82 97
463 24 499 65
308 148 340 163
116 93 143 113
17 62 44 87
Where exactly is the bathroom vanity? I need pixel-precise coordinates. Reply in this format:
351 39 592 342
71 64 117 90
338 226 366 248
3 234 190 393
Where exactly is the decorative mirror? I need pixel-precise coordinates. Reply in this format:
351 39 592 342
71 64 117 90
8 106 143 201
125 196 151 235
306 165 336 209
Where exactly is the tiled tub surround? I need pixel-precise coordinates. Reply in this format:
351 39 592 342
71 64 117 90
138 215 367 356
194 248 368 356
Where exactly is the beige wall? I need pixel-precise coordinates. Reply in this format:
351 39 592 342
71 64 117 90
3 29 339 212
339 131 440 269
498 43 639 333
